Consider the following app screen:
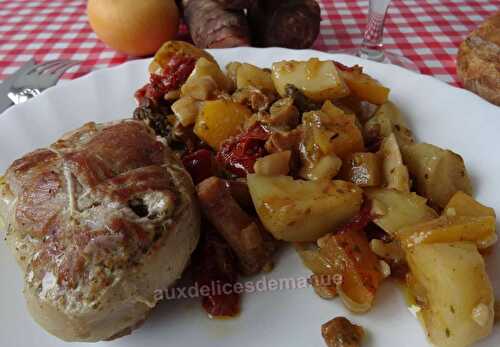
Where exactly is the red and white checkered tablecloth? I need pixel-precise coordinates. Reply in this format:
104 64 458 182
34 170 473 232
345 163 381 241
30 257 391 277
0 0 498 86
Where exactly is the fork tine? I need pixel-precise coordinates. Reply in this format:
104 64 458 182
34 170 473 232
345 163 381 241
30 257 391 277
40 60 76 74
51 61 79 74
27 60 62 75
45 61 79 84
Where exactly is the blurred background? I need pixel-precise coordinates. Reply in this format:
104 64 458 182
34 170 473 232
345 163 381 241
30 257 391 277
0 0 497 85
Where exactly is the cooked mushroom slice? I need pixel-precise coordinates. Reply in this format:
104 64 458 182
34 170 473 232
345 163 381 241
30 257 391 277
232 86 276 112
266 97 300 129
321 316 365 347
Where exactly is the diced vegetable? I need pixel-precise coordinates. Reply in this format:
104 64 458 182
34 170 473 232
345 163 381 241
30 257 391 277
247 175 363 242
336 64 389 105
308 155 343 180
379 133 410 192
363 101 415 147
399 215 497 249
369 239 405 262
318 228 383 312
253 151 291 176
149 40 216 75
407 242 494 347
181 57 233 99
340 152 382 187
365 188 438 238
232 86 275 112
271 59 350 102
322 110 364 159
236 63 275 92
216 123 270 177
321 99 346 118
171 96 201 127
444 191 495 218
194 99 251 149
225 61 242 85
267 97 300 129
301 102 364 166
402 143 473 208
296 206 382 313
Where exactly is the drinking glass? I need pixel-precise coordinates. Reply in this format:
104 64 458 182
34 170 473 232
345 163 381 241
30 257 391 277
344 0 419 72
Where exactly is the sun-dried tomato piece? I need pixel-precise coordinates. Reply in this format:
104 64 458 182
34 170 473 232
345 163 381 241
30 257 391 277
216 124 270 177
182 149 215 184
334 201 373 236
194 231 240 318
135 55 196 105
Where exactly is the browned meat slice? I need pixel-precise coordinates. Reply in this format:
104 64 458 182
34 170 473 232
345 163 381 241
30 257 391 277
0 120 200 342
196 176 274 275
321 317 365 347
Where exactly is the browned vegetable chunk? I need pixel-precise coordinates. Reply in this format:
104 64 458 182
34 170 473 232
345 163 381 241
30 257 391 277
318 229 383 312
398 215 497 249
197 176 274 275
402 143 472 208
336 64 390 105
444 191 495 218
183 0 251 48
248 175 363 242
321 317 365 347
300 105 364 179
213 0 256 9
248 0 321 49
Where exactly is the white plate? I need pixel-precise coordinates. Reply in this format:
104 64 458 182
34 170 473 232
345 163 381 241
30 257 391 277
0 48 499 347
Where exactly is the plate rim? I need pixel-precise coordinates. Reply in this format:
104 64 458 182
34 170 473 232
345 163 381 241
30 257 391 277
1 47 498 122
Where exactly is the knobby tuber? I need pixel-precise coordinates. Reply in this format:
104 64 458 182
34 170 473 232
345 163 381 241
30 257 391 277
249 0 321 49
181 0 321 49
182 0 251 48
213 0 256 9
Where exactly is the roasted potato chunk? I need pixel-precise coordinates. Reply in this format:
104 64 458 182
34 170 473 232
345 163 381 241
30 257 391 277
300 108 364 180
236 63 275 92
302 103 364 158
399 215 497 249
247 175 363 242
444 191 495 218
171 96 201 127
364 102 415 147
307 155 343 181
194 100 251 149
338 66 389 105
271 59 350 102
407 242 494 347
402 143 473 208
400 191 498 249
365 188 438 238
181 57 233 99
253 151 291 176
149 40 215 74
379 133 410 192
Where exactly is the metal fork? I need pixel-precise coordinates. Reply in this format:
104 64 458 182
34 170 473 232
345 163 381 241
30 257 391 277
7 60 79 104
